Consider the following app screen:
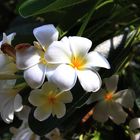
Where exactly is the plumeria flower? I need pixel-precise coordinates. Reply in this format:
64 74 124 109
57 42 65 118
11 106 63 140
45 36 110 92
86 75 135 125
129 118 140 140
0 33 18 79
16 24 59 89
0 80 23 123
11 123 40 140
10 106 41 140
29 82 73 121
11 125 62 140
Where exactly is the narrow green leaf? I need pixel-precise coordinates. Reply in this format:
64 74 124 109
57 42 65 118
77 0 113 36
18 0 88 18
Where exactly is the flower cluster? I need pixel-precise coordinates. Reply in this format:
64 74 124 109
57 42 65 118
0 24 110 123
0 24 136 139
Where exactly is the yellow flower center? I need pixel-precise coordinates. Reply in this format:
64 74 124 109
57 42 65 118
104 92 113 101
40 57 47 65
39 51 47 65
48 95 56 104
71 56 86 70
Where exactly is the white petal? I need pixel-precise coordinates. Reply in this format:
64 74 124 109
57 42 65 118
93 101 109 123
0 91 11 109
52 102 66 118
24 64 45 89
0 54 9 68
2 33 8 44
57 91 73 103
69 36 92 58
33 24 59 49
130 133 140 140
94 34 123 58
12 128 33 140
16 45 40 69
104 75 119 93
41 82 59 94
1 33 16 45
50 64 77 91
86 89 105 105
77 69 101 92
34 105 52 121
29 89 46 106
45 38 72 64
1 97 14 123
45 64 58 81
115 89 135 109
112 34 124 49
108 102 127 125
94 39 112 58
129 118 140 130
6 32 16 45
14 94 23 112
86 51 110 69
17 106 31 121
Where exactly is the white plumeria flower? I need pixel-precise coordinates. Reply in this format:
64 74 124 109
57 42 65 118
11 125 40 140
11 106 63 140
10 106 41 140
0 80 23 124
16 24 59 89
0 33 17 79
129 118 140 140
86 75 135 125
29 82 73 121
45 36 110 92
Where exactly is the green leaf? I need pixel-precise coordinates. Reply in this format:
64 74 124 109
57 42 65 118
77 0 113 36
57 0 94 34
92 131 101 140
18 0 88 18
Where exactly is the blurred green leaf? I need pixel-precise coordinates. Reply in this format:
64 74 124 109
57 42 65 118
92 131 101 140
18 0 88 18
77 0 113 36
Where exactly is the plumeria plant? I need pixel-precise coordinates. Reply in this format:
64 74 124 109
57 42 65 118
0 0 140 140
